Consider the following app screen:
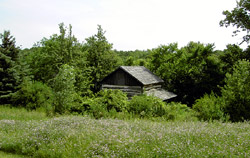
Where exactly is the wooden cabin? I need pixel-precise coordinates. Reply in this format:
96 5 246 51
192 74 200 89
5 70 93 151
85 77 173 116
100 66 176 100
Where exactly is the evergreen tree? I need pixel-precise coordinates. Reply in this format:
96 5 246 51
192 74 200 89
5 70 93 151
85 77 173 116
0 31 20 104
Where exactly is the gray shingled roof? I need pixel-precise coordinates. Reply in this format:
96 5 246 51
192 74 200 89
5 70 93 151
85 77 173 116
120 66 163 85
146 89 177 100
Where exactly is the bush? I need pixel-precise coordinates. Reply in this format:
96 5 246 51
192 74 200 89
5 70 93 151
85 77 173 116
193 92 228 121
12 80 54 113
128 94 166 118
52 64 79 114
86 98 109 119
95 89 128 112
221 60 250 122
82 89 128 119
163 102 197 121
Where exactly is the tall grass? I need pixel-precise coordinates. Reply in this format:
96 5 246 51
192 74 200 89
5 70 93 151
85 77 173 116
0 106 47 121
1 114 250 157
0 151 28 158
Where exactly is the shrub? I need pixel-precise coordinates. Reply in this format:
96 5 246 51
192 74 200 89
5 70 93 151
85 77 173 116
163 102 197 121
221 60 250 122
87 97 109 119
95 89 128 112
82 89 128 119
128 94 166 118
52 64 79 114
12 80 54 112
193 92 228 121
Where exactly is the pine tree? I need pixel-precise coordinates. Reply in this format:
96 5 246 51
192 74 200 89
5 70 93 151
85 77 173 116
0 31 20 105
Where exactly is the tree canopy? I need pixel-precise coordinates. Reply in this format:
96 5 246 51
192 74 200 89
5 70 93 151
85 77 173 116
1 15 250 121
220 0 250 44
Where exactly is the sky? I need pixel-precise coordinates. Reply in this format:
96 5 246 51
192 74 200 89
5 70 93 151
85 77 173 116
0 0 247 51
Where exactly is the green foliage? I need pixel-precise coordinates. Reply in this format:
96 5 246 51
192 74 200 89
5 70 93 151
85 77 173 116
128 94 166 118
220 0 250 44
193 92 227 121
74 67 94 97
163 102 197 121
85 89 128 119
115 49 150 59
52 64 79 114
28 23 83 84
149 43 178 73
134 58 147 66
84 25 119 91
124 56 134 66
0 151 27 158
85 98 110 119
95 89 128 112
0 106 47 121
0 31 21 104
12 81 54 112
221 60 250 122
3 22 250 123
220 44 249 74
26 23 95 97
115 49 150 66
149 42 224 106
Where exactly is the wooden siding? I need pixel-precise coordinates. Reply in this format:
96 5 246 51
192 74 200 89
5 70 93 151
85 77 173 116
102 69 142 86
144 84 162 91
101 84 142 98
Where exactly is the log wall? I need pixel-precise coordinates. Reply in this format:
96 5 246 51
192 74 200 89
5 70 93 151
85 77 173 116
143 84 162 91
101 84 142 98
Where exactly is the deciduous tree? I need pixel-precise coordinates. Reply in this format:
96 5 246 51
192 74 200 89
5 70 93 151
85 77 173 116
220 0 250 44
84 25 119 92
222 59 250 121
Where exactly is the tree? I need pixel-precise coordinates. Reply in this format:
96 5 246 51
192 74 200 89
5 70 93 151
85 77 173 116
220 44 249 74
149 42 224 106
221 60 250 121
0 31 20 104
84 25 119 92
220 0 250 44
29 23 82 83
52 64 79 114
124 56 134 66
148 44 178 73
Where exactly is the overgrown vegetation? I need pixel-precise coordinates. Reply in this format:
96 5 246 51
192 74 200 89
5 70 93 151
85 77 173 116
193 92 228 121
1 2 250 157
221 59 250 122
0 0 250 126
0 107 249 157
0 106 47 121
1 21 250 122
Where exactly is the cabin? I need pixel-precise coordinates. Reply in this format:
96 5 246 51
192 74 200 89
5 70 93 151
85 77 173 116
100 66 177 100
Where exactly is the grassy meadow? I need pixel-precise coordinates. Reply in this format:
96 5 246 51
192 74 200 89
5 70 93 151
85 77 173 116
0 106 250 158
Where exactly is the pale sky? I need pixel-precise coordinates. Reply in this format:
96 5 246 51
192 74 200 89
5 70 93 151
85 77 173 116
0 0 247 50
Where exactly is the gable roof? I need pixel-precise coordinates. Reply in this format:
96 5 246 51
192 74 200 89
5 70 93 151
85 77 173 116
146 89 177 100
119 66 164 85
